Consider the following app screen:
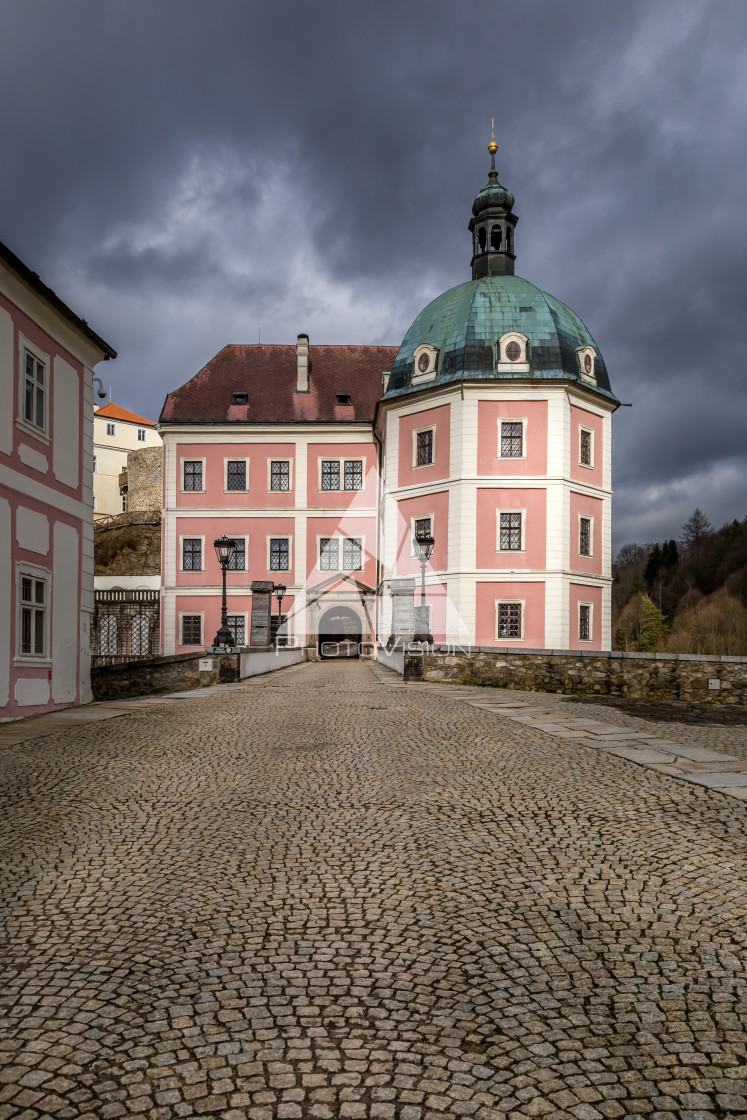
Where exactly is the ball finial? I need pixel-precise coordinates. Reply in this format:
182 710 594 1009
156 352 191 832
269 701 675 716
488 140 498 155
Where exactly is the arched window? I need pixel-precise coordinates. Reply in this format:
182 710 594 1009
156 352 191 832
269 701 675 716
490 225 501 251
506 228 513 253
131 614 151 656
98 615 118 656
478 227 486 253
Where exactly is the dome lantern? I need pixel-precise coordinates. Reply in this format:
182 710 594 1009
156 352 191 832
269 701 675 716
469 138 518 279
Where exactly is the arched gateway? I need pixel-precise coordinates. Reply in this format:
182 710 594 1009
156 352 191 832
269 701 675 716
318 607 362 659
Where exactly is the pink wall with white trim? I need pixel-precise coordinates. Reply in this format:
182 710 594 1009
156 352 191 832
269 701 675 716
477 400 547 477
395 491 449 576
175 515 295 586
475 580 546 648
306 515 377 583
176 442 296 509
475 488 547 570
569 583 603 650
569 492 604 576
569 405 603 487
397 404 450 487
306 442 377 508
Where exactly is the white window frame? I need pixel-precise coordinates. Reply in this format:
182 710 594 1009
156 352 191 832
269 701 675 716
179 611 204 647
410 513 435 557
317 457 365 492
15 562 52 666
181 457 206 493
496 509 526 553
268 458 293 493
579 426 595 469
498 417 527 460
17 335 50 443
226 535 249 571
412 425 436 469
106 422 116 436
342 535 365 572
577 345 597 384
578 514 594 558
226 612 249 646
121 493 128 513
495 598 525 642
578 601 593 642
412 343 439 384
267 534 293 572
180 534 205 572
137 428 146 442
224 457 250 493
497 332 530 372
317 535 340 571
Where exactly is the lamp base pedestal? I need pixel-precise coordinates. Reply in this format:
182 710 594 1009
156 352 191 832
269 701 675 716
213 625 234 648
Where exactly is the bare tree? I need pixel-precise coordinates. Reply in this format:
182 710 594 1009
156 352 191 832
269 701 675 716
615 542 646 567
680 508 712 555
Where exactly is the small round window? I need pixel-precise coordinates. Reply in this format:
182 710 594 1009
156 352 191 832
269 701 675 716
584 353 593 374
505 341 521 362
417 353 430 373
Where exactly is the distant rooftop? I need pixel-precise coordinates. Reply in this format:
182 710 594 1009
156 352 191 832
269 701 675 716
96 402 156 427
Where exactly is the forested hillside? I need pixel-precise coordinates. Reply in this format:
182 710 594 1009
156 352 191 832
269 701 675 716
613 509 747 654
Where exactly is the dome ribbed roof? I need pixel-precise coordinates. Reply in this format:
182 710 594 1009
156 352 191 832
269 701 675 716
383 275 616 401
472 179 515 215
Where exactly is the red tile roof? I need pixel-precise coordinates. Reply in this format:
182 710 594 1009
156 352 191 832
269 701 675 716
159 344 399 425
96 402 156 427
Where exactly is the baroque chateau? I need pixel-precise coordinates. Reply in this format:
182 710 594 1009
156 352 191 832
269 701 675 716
159 143 618 656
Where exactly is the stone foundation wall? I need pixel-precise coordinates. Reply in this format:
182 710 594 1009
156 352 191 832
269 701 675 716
400 647 747 704
92 651 239 700
127 446 162 512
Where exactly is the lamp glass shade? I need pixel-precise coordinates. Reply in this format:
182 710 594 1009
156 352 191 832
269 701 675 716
214 535 237 564
413 534 435 562
274 583 287 600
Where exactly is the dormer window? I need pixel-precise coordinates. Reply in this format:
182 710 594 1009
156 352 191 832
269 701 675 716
412 344 439 384
497 332 530 372
336 393 351 405
232 392 248 405
577 346 597 384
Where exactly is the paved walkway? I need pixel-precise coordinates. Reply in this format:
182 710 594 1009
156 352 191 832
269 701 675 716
1 661 746 1120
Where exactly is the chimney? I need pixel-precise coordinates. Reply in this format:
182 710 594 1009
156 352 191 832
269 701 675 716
296 333 309 392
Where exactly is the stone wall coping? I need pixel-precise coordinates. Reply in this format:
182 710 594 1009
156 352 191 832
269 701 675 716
91 650 237 676
423 646 747 664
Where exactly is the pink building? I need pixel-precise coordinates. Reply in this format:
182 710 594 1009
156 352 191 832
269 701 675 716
0 239 116 719
158 145 618 655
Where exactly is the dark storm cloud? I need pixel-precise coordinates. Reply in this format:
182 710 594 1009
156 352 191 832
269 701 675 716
1 0 745 549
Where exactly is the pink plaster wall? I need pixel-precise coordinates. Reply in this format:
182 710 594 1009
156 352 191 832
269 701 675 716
174 592 298 653
477 400 547 477
397 404 450 488
569 583 603 650
475 488 547 570
475 581 546 648
175 516 295 586
176 443 296 508
569 492 604 576
306 515 377 584
306 442 377 508
570 406 604 487
395 491 449 575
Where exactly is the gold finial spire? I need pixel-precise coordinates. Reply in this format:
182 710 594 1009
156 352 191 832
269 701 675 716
488 117 498 155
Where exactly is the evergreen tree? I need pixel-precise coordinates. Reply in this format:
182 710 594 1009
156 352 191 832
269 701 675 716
644 543 662 584
680 508 712 555
661 539 679 567
639 594 667 652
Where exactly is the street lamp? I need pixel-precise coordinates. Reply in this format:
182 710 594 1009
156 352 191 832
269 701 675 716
413 531 434 644
273 583 286 646
213 535 237 648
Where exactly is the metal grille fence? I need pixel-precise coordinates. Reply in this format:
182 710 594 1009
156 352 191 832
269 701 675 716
92 590 160 665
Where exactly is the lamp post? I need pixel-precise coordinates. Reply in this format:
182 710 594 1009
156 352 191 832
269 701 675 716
412 531 434 644
273 583 286 646
213 535 237 648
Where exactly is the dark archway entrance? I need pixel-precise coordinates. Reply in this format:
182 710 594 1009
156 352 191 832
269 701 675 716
318 607 362 659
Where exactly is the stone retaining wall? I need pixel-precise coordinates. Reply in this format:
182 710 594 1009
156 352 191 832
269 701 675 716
399 647 747 704
92 651 239 700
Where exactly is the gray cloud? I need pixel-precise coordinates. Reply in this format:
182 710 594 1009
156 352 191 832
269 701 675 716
1 0 745 550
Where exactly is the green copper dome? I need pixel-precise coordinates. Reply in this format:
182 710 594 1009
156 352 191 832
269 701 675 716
383 274 616 401
472 179 515 215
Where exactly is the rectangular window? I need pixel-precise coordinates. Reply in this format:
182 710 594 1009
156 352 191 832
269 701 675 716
320 537 339 570
182 538 202 570
183 460 203 491
181 615 202 645
121 493 128 512
579 603 591 641
500 421 523 458
19 574 47 657
270 460 290 491
414 516 432 540
415 429 434 467
270 537 289 570
344 460 363 490
580 428 592 467
497 601 523 641
23 350 46 431
321 460 340 490
106 421 115 436
227 538 246 570
227 615 246 645
499 512 522 551
343 537 363 571
137 428 146 442
226 460 247 491
579 517 592 557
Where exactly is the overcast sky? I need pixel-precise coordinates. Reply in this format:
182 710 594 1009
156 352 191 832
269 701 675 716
1 0 745 552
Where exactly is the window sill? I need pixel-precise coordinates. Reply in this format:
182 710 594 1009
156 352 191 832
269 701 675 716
14 657 52 668
224 489 249 494
15 419 50 445
179 489 206 494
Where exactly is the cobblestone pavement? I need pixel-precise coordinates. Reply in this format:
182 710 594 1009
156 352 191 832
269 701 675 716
1 661 746 1120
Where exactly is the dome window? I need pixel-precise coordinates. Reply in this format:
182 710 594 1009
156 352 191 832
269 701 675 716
577 346 597 384
497 332 529 373
412 344 439 384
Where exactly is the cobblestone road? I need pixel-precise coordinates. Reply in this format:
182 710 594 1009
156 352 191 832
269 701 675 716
1 661 746 1120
